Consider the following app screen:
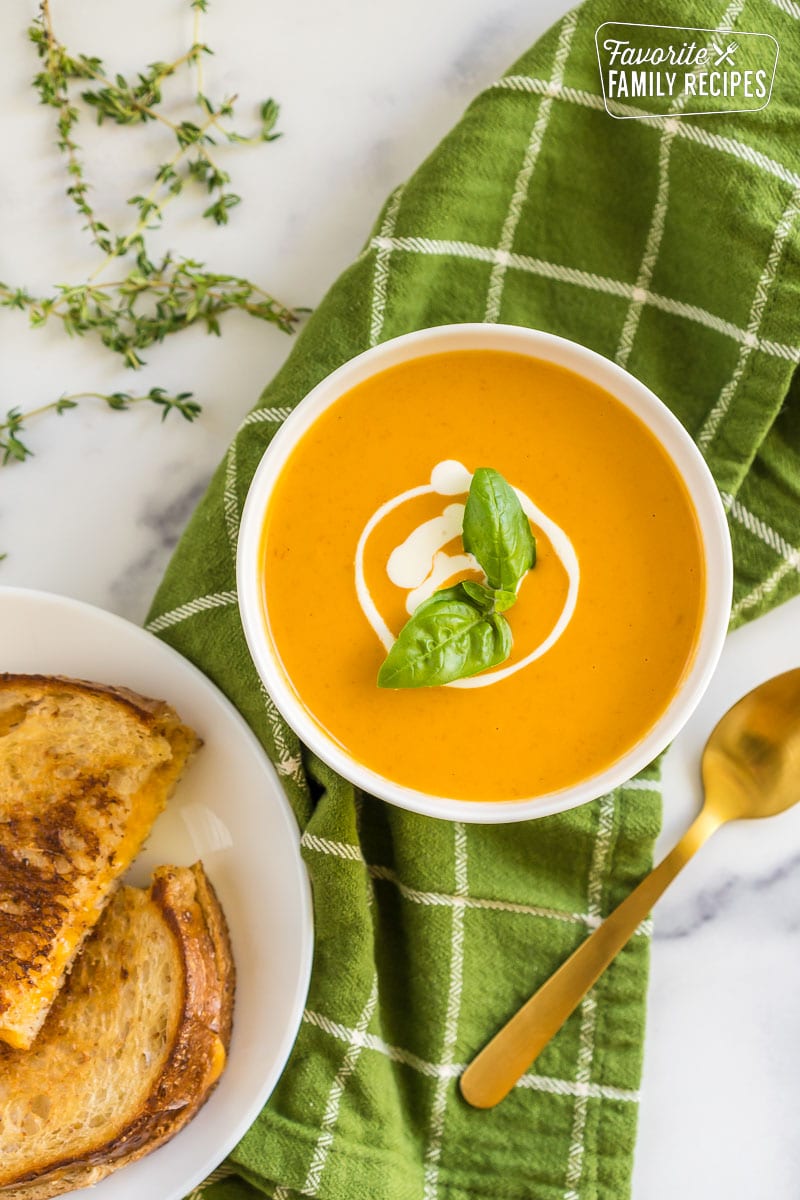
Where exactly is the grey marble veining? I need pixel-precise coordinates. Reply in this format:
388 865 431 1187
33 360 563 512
108 475 213 621
653 851 800 940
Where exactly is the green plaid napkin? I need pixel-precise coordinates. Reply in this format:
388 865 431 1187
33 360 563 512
150 1 800 1196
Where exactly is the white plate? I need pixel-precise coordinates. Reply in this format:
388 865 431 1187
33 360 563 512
0 586 314 1200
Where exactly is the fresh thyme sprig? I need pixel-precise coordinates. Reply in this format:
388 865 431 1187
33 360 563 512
0 261 295 370
0 389 202 467
31 0 281 248
0 0 298 465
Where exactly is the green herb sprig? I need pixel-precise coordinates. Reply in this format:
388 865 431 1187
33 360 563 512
0 0 299 468
0 389 201 466
377 468 537 689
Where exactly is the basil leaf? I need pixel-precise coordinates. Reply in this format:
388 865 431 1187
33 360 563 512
414 585 466 609
375 466 536 688
462 467 536 592
460 579 495 612
377 589 512 689
461 579 518 614
491 588 517 613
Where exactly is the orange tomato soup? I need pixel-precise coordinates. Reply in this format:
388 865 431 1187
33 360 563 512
260 351 705 801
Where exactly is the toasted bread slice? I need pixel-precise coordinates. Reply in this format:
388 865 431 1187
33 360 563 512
0 862 234 1200
0 674 199 1050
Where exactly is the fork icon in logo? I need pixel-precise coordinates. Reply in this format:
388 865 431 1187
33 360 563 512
711 40 739 65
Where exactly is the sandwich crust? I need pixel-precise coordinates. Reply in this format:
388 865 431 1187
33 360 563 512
0 862 235 1199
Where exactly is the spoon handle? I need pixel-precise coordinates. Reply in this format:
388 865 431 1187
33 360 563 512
460 807 722 1109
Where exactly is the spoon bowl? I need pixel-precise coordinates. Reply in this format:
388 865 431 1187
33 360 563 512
702 668 800 821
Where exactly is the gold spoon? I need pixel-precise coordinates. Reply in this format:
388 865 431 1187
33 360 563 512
460 668 800 1109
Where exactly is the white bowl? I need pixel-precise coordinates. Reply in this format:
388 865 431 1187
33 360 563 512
237 324 732 823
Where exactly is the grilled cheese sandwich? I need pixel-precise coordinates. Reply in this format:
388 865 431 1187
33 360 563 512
0 674 199 1050
0 862 234 1200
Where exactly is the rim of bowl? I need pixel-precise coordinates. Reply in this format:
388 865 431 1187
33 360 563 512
237 324 733 824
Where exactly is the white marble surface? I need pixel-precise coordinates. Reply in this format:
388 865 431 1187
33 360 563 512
1 2 799 1197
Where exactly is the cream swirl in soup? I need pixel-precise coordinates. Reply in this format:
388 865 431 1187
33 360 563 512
354 459 580 688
